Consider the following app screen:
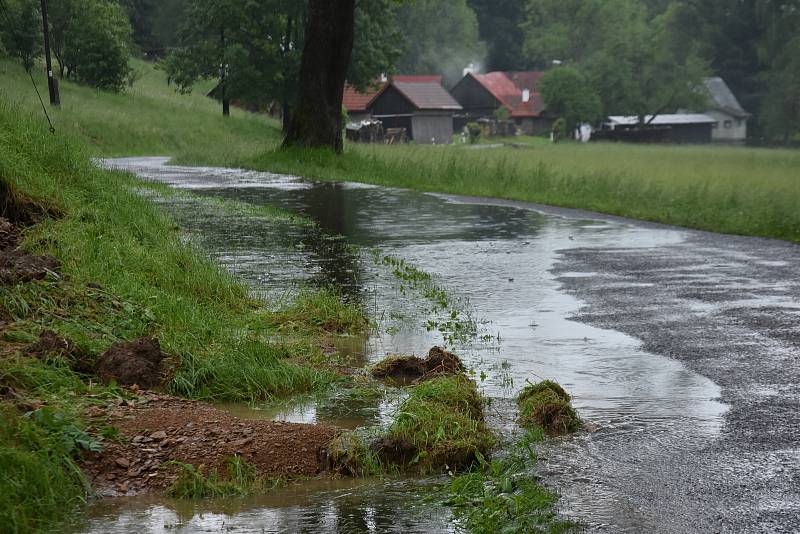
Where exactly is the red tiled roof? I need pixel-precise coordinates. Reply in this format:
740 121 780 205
390 81 462 111
392 75 443 85
471 71 546 118
343 84 382 113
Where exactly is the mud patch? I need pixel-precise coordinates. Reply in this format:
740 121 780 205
25 330 95 374
81 390 339 496
0 180 59 226
369 436 417 466
0 249 60 284
0 218 17 250
370 346 465 382
95 337 164 388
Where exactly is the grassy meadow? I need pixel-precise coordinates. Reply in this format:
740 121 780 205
3 58 799 242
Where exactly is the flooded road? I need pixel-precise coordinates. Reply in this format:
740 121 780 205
83 157 800 533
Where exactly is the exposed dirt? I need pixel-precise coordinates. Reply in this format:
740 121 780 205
81 390 340 497
25 330 96 374
95 337 165 388
0 180 59 226
0 216 61 284
369 436 417 466
370 346 464 382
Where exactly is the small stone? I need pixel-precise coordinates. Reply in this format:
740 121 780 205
150 430 167 441
116 482 129 493
185 422 195 429
115 457 131 468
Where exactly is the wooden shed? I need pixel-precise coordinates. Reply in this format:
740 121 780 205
450 71 552 135
368 80 462 144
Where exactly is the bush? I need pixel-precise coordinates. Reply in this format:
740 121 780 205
466 122 482 144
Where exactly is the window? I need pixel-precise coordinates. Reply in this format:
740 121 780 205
724 120 733 129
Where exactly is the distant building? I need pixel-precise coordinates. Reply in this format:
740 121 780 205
343 84 382 123
450 71 552 135
368 79 462 144
604 114 717 144
703 77 750 144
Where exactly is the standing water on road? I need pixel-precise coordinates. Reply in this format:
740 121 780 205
83 157 731 533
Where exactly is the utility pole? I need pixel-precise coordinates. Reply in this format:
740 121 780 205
40 0 59 106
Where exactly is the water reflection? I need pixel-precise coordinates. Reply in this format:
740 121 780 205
93 158 729 533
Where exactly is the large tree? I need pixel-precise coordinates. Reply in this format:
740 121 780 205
0 0 42 72
282 0 355 153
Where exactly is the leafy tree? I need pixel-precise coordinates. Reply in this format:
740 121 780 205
395 0 485 84
524 0 708 123
49 0 134 91
0 0 42 72
539 67 602 132
762 35 800 142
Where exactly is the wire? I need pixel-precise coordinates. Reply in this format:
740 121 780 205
28 70 56 135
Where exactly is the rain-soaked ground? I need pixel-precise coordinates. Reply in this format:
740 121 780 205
78 157 800 533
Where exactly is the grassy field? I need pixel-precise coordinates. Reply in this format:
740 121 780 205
3 58 799 242
0 59 280 165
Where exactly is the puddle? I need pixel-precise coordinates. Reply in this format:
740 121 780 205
88 157 732 533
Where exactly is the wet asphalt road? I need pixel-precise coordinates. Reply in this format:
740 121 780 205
535 210 800 532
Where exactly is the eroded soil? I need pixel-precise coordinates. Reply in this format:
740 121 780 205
81 390 340 497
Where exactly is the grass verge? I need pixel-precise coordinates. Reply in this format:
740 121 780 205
0 98 362 530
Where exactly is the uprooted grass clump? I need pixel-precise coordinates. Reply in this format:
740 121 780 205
370 346 465 383
378 374 494 473
517 380 581 435
166 456 283 498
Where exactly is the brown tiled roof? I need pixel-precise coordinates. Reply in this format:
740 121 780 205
343 84 382 113
471 71 546 118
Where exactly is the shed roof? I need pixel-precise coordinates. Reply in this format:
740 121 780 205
386 81 462 111
343 84 382 113
470 71 546 118
704 77 750 118
607 114 717 126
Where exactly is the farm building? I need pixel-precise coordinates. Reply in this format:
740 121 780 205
450 71 552 135
603 114 717 144
368 79 461 144
703 77 750 144
343 76 445 123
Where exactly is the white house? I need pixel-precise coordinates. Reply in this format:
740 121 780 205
703 77 750 144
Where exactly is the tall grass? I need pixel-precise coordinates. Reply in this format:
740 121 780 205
0 58 280 164
246 142 800 243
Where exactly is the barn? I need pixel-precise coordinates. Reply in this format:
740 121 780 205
604 114 717 144
450 71 552 135
368 79 462 144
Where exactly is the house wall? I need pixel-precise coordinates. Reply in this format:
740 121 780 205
411 113 454 144
670 123 713 144
369 85 416 116
705 109 747 143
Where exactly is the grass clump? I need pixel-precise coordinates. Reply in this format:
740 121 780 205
445 430 578 533
166 456 280 498
517 380 581 435
383 375 494 473
264 288 369 335
0 404 92 533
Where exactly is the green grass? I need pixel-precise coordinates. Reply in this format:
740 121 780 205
386 375 494 473
0 58 280 165
245 142 800 243
0 87 361 530
445 429 577 533
517 381 581 436
4 57 799 242
165 457 282 498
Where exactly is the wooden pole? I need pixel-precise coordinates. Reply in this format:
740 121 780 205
40 0 60 106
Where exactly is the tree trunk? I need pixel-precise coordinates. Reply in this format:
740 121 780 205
282 0 355 153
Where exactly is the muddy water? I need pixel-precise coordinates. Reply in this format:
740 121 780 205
83 157 729 533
